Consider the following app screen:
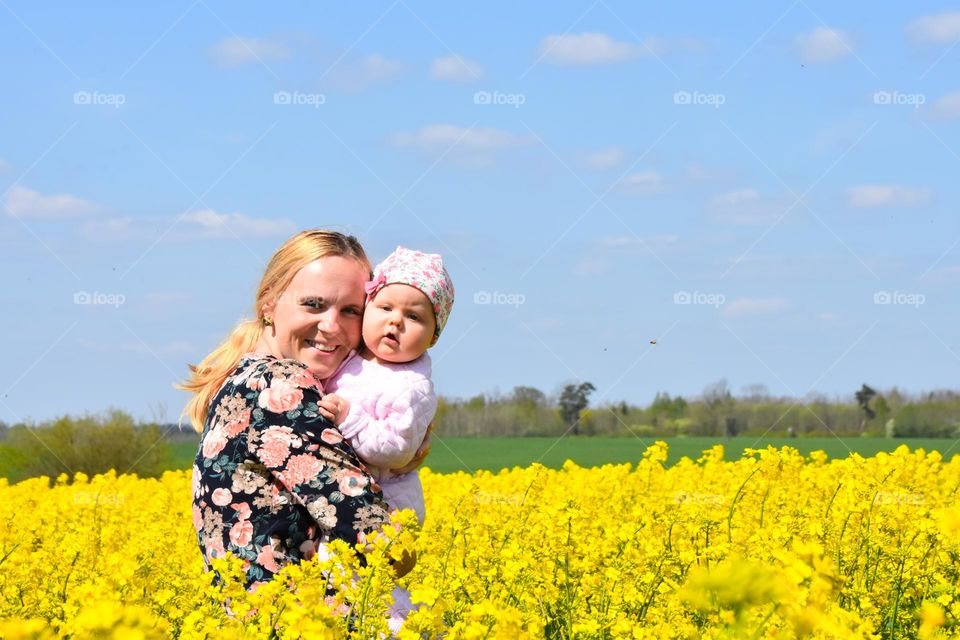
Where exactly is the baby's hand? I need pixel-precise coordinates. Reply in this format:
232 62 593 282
318 393 349 426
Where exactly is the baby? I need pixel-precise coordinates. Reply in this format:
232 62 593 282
321 245 454 525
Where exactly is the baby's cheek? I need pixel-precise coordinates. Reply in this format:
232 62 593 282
360 317 377 347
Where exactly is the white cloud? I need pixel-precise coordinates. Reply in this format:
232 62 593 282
612 166 726 195
358 53 406 82
4 185 102 218
722 298 789 318
709 188 795 225
847 185 932 208
179 209 296 237
537 32 639 66
207 36 290 68
430 55 483 82
907 12 960 44
926 91 960 120
814 312 854 329
713 188 759 206
794 27 854 63
582 146 625 170
328 54 406 91
616 171 667 195
391 124 528 152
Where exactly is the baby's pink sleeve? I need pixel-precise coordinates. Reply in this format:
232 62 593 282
337 373 436 470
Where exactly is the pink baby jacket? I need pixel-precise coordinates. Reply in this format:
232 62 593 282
325 352 436 523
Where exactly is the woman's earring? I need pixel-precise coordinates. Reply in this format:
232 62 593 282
263 316 273 327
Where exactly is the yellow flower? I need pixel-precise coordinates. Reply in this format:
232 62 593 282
919 601 946 638
1 444 958 637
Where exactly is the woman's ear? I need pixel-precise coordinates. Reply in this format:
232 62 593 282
260 298 276 323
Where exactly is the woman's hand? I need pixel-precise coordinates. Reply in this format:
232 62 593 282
390 423 433 475
318 393 349 426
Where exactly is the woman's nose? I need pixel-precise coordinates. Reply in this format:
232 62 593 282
316 310 338 333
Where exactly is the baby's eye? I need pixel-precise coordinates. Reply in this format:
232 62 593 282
407 313 420 322
379 305 391 312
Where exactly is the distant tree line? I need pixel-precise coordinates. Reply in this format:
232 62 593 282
0 411 191 483
1 380 957 482
434 380 960 439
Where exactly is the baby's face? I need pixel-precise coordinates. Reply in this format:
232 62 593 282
362 284 437 364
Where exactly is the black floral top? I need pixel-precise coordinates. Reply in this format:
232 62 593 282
191 353 391 589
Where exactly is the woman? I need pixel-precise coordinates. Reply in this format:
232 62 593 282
180 229 415 590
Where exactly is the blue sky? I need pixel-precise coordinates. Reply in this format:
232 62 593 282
2 1 959 424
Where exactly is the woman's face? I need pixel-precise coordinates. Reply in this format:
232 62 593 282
262 256 367 377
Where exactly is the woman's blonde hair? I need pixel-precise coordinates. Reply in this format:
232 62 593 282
178 230 370 432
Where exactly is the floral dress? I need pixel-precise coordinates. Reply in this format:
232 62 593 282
192 353 391 590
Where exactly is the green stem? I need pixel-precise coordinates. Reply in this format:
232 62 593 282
728 467 760 543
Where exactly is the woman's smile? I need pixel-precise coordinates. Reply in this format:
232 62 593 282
305 339 337 352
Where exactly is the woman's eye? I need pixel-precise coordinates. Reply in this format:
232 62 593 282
303 298 323 309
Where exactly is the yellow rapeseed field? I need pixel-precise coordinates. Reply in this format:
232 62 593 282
1 443 958 639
